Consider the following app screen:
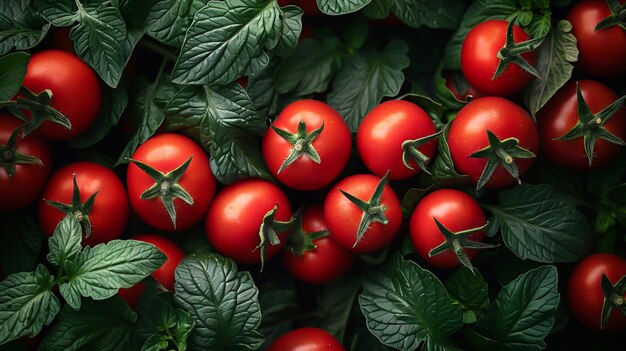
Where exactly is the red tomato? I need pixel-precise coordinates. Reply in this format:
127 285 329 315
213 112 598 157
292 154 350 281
38 162 129 246
537 80 626 170
267 327 345 351
0 115 51 211
21 49 101 140
409 189 486 269
323 174 402 253
443 71 484 102
567 0 626 77
205 179 292 264
461 20 536 96
448 97 539 188
263 99 351 190
568 253 626 331
282 204 354 284
127 133 216 231
357 100 437 180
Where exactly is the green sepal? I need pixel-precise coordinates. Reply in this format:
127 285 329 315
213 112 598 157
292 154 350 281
128 156 194 230
401 130 443 175
0 123 43 176
45 174 98 239
285 207 330 257
600 273 626 330
10 86 71 136
256 204 297 271
469 130 536 190
554 82 626 166
594 0 626 31
493 18 544 81
429 218 498 274
270 119 324 173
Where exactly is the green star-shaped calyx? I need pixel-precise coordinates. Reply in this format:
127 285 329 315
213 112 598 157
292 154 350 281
600 273 626 330
45 174 98 238
493 18 544 81
401 130 443 175
0 124 43 176
255 204 297 271
271 119 324 173
10 87 71 136
594 0 626 31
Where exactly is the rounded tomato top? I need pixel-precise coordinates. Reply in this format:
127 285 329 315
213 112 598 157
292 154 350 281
21 49 101 140
266 327 345 351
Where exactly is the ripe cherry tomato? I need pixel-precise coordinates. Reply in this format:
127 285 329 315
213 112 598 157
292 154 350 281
263 99 351 191
21 49 101 140
537 80 626 170
443 71 484 102
282 204 354 284
267 327 345 351
323 174 402 253
356 100 437 180
0 115 51 211
38 162 129 246
127 133 216 231
567 0 626 77
410 189 486 269
461 19 536 96
448 97 539 188
568 253 626 331
205 179 292 265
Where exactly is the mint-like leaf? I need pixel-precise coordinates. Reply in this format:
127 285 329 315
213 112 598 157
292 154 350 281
392 0 464 29
47 215 82 267
317 0 372 15
467 266 559 351
138 288 194 351
0 0 50 55
144 0 206 47
0 52 29 101
0 265 59 345
362 0 393 19
359 255 463 351
445 267 490 312
273 5 303 57
0 213 42 276
174 254 264 351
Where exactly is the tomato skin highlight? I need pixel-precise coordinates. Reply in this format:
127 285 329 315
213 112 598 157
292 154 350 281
266 327 345 351
0 115 52 211
282 204 354 284
323 174 402 253
567 0 626 77
263 99 351 191
127 133 216 231
21 49 101 140
461 19 536 96
356 100 437 180
537 80 626 170
410 189 486 269
448 97 539 188
38 162 129 246
205 179 292 265
568 253 626 331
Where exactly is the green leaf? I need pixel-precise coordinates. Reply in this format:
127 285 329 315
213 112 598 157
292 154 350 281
164 83 270 184
359 255 463 351
0 52 29 101
0 0 50 55
527 9 551 38
273 5 303 57
328 39 409 132
144 0 207 47
443 0 518 69
525 20 578 117
39 296 140 351
258 284 300 348
467 266 559 351
47 215 82 267
319 276 362 343
138 288 194 351
431 125 471 186
317 0 372 15
59 240 167 310
445 267 489 312
485 184 592 263
392 0 464 29
362 0 392 19
171 0 288 86
0 265 59 345
0 213 42 275
174 254 264 351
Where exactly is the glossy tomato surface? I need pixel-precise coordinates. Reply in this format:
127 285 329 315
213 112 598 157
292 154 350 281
568 253 626 331
21 49 101 140
537 80 626 170
267 327 345 351
127 133 216 231
324 174 402 253
461 19 536 96
448 97 539 188
263 99 351 190
282 204 354 284
205 179 292 264
410 189 486 269
356 100 437 180
0 115 51 211
39 162 129 246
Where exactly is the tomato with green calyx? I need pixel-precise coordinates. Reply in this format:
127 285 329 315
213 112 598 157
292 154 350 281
323 173 402 253
39 162 129 246
0 115 51 211
461 19 540 96
127 133 216 231
267 327 345 351
568 253 626 331
448 97 539 190
537 80 626 170
356 100 439 180
282 204 354 284
263 99 351 191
